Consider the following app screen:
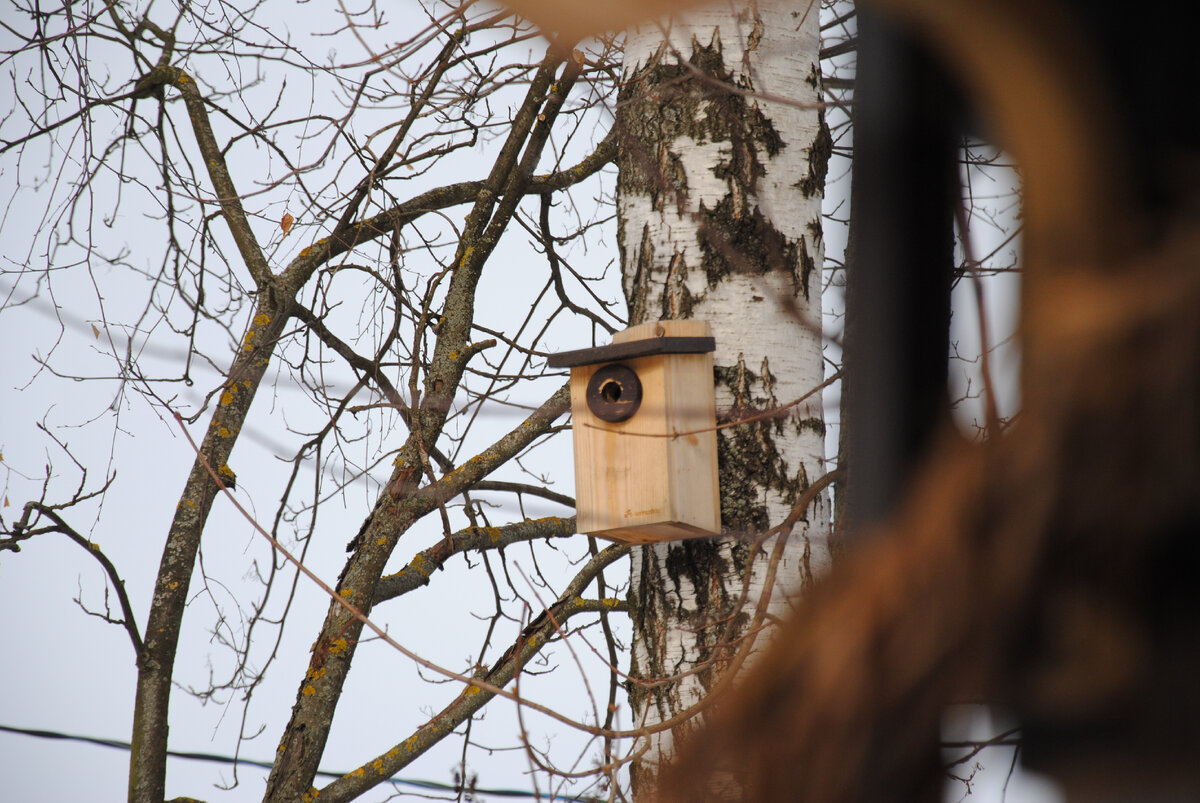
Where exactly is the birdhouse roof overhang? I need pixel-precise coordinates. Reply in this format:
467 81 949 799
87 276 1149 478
547 336 715 369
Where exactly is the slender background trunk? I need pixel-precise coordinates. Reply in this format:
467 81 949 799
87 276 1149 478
616 1 831 794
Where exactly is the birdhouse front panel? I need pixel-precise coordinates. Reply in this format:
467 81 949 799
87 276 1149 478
552 320 720 544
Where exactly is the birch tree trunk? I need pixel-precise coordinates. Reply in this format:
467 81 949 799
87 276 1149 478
617 1 832 794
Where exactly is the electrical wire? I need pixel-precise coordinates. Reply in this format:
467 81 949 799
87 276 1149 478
0 723 602 801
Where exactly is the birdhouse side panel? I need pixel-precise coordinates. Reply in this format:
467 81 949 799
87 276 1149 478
663 352 721 535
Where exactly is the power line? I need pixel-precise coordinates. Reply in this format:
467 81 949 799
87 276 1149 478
0 723 601 801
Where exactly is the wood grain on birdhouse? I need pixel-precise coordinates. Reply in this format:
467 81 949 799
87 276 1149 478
550 320 720 544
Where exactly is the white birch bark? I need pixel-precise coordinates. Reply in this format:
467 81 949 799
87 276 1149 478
617 1 832 794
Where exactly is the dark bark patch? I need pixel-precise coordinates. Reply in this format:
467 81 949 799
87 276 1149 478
697 196 799 289
660 251 697 320
730 537 755 574
715 361 796 535
717 429 775 535
796 415 827 438
807 217 823 243
797 236 816 301
624 223 656 322
796 107 832 199
664 538 727 614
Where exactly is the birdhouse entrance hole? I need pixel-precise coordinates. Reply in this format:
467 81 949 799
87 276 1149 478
586 364 642 422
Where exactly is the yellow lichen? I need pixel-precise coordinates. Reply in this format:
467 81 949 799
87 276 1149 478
339 588 354 599
372 759 384 773
303 685 316 696
254 312 271 326
376 537 387 546
330 637 349 654
217 427 231 438
220 391 234 406
464 685 481 697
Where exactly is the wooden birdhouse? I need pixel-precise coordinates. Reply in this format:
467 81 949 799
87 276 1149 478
548 320 721 544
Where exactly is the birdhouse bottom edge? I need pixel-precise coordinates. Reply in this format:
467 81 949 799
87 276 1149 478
585 520 719 545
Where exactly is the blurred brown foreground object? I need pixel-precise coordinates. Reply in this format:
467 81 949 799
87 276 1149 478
508 0 1200 799
659 218 1200 801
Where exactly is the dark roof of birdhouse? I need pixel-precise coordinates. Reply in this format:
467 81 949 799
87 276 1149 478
547 335 715 368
